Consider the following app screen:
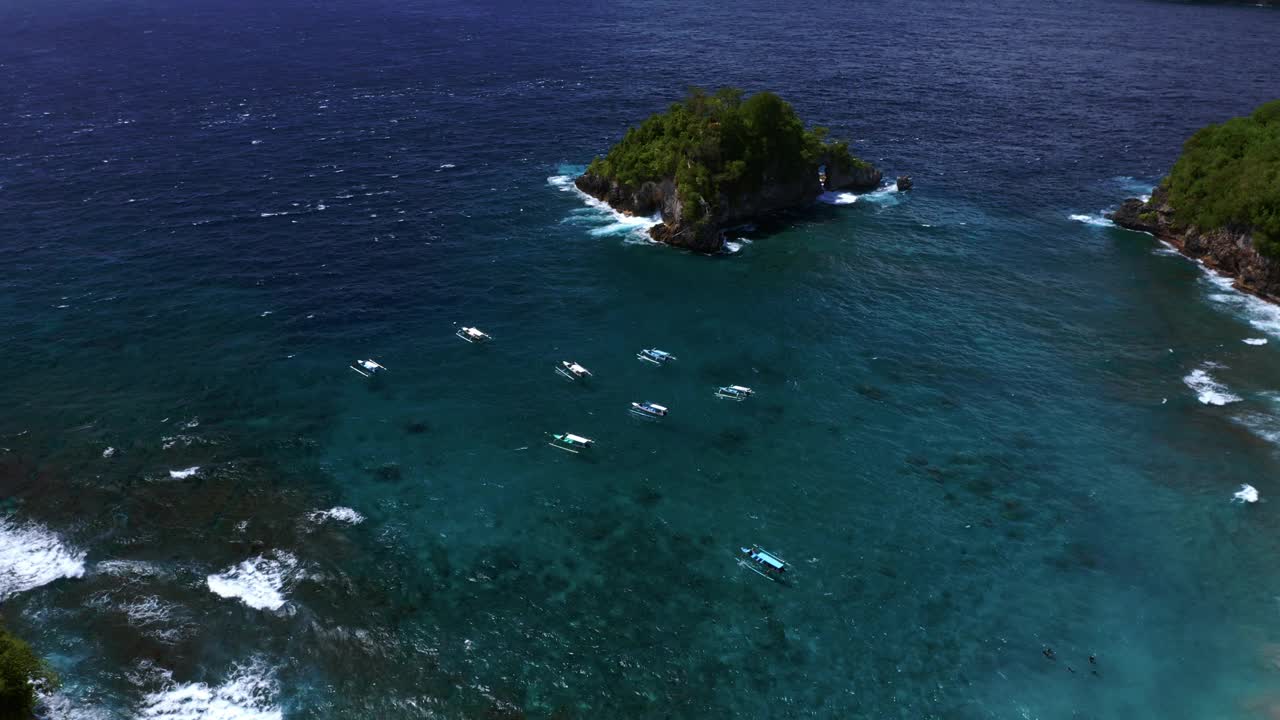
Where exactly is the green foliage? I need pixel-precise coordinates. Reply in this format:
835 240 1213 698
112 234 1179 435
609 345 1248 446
1163 99 1280 257
0 623 55 720
587 88 864 219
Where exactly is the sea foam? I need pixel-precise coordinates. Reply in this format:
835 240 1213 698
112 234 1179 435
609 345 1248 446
1200 270 1280 339
1183 368 1242 406
306 506 365 525
169 466 200 479
817 191 859 205
1233 484 1259 503
206 552 297 612
548 168 660 242
136 659 282 720
0 519 86 600
820 184 901 207
1069 213 1115 227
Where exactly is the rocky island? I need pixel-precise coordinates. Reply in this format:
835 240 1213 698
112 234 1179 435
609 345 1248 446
1110 99 1280 300
575 88 883 253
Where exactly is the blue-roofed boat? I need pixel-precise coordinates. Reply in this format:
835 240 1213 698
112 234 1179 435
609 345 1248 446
637 348 677 365
547 432 594 454
715 385 754 401
739 545 789 581
629 401 668 419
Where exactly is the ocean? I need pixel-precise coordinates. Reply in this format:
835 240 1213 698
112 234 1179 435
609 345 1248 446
3 0 1280 717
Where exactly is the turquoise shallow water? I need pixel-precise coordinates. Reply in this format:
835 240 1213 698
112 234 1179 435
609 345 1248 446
4 0 1280 717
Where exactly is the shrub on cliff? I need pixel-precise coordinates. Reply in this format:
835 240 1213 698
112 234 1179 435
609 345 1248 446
1163 99 1280 256
0 622 56 719
585 87 869 229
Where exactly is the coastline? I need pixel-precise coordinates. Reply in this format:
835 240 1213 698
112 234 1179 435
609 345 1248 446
1109 188 1280 305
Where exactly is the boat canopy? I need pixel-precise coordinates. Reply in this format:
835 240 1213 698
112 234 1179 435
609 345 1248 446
564 433 593 445
350 358 387 377
753 549 786 570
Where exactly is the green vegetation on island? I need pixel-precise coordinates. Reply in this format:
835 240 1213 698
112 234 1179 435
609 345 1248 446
0 622 56 720
1160 99 1280 256
586 88 869 223
577 88 881 252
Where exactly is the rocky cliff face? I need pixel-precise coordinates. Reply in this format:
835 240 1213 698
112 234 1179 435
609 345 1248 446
574 157 882 254
1110 187 1280 302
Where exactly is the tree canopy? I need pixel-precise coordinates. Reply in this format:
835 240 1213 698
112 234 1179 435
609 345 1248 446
1163 99 1280 256
586 88 869 224
0 622 55 720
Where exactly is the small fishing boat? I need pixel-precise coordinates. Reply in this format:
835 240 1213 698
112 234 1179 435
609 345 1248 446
556 361 593 381
637 348 677 365
715 385 754 401
739 545 789 581
456 326 492 344
629 401 668 419
349 359 387 378
547 432 594 454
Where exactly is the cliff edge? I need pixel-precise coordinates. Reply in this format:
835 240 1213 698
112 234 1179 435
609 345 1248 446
574 88 882 253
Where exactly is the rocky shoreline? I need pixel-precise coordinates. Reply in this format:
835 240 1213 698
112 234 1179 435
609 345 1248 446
1109 187 1280 303
574 161 884 254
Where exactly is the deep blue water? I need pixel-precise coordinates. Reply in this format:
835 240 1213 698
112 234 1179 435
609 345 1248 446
3 0 1280 717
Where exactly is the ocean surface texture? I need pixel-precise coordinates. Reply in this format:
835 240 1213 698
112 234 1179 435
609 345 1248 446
3 0 1280 717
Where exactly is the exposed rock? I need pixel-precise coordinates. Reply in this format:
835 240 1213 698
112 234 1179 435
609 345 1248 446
896 175 913 192
1109 187 1280 302
823 155 883 194
575 159 883 254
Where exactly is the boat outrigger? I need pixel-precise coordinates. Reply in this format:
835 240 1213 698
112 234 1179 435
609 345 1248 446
456 326 492 344
715 385 754 401
349 359 387 378
556 361 593 381
637 348 677 365
739 545 789 581
547 433 594 454
629 401 668 419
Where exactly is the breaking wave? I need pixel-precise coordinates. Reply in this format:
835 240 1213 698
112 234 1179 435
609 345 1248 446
820 183 902 207
1069 213 1115 227
0 518 86 601
306 506 365 525
817 191 859 205
136 659 282 720
1200 270 1280 339
206 552 298 612
1183 368 1242 406
548 166 659 242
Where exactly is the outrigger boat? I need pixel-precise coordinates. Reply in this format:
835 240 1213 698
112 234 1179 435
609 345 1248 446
629 401 668 419
556 361 593 381
547 432 594 454
715 385 754 401
637 348 677 365
456 326 492 344
349 359 387 378
739 545 790 581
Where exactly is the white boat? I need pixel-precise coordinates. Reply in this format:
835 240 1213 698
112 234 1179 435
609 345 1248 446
349 359 387 378
715 385 754 401
556 361 593 381
456 326 492 344
629 401 668 419
548 432 594 454
739 545 789 581
637 348 677 365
